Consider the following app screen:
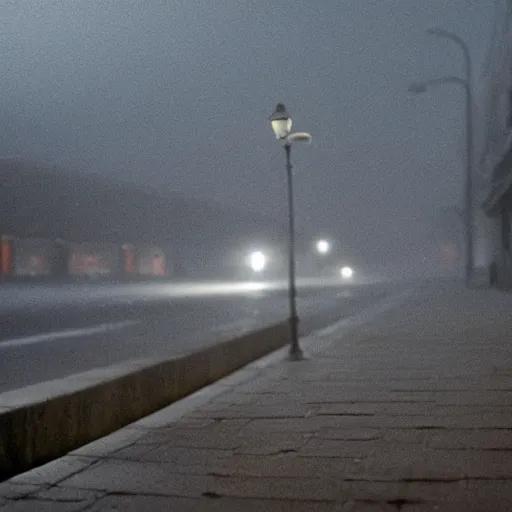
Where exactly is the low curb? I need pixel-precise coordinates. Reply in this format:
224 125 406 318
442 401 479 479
0 322 288 480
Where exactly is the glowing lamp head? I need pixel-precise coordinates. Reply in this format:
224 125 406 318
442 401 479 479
269 103 292 139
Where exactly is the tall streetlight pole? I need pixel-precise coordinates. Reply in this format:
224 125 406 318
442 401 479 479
269 103 312 361
409 28 474 286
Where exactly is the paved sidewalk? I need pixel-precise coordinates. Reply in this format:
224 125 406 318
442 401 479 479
2 281 512 511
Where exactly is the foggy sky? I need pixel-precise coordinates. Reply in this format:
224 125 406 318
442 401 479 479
1 1 494 264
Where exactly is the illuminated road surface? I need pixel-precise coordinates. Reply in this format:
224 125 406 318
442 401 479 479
0 277 380 312
0 278 399 393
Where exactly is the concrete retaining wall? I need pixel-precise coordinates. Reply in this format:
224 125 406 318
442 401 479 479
0 322 288 480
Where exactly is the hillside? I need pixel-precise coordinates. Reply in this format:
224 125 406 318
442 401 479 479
0 158 288 250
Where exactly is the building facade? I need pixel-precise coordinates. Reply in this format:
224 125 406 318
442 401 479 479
480 0 512 287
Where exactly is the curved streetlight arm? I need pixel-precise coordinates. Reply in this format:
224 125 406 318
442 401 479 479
409 29 474 285
427 28 471 82
284 132 313 145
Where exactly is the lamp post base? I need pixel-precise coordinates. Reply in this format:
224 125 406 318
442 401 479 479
288 346 305 361
287 315 304 361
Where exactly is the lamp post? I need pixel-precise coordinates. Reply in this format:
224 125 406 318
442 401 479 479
409 27 474 286
269 103 312 361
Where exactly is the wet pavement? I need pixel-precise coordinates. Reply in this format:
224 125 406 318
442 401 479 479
2 281 511 510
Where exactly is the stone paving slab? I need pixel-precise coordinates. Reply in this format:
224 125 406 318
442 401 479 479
2 282 512 511
86 495 352 512
1 488 102 511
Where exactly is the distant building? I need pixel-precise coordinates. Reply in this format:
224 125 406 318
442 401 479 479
0 158 292 281
479 0 512 287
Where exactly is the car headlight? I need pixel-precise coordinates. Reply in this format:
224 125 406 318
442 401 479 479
249 251 266 272
340 266 353 279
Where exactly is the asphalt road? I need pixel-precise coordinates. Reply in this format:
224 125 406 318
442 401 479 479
0 279 402 393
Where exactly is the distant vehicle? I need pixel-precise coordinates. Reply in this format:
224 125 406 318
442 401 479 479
249 251 266 273
340 266 354 280
238 249 283 280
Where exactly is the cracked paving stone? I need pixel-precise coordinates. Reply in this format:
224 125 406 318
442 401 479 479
86 495 348 511
9 456 96 486
213 394 265 406
123 446 234 465
368 403 443 416
0 483 41 500
315 403 379 416
443 479 512 506
234 432 312 455
433 391 512 406
400 481 512 511
205 475 344 501
140 418 215 434
400 500 512 512
206 454 367 479
1 490 100 512
314 428 382 441
171 418 217 429
58 459 217 496
338 479 465 503
136 428 244 449
400 505 480 512
190 405 314 420
141 418 248 436
298 438 381 459
427 405 512 417
206 477 465 503
360 392 440 402
342 500 411 511
2 488 102 512
239 416 370 434
322 413 512 430
424 428 512 450
362 446 512 481
102 443 160 461
35 486 103 503
380 429 429 445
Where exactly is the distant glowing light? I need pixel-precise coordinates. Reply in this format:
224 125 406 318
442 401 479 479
249 251 266 272
340 266 353 279
316 239 330 255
